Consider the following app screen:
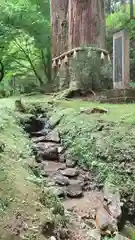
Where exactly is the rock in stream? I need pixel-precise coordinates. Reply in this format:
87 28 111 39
23 113 135 239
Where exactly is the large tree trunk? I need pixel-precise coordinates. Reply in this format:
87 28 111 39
50 0 69 58
50 0 106 57
51 0 107 92
68 0 106 49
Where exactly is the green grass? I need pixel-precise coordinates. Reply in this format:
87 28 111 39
45 96 135 194
56 99 135 124
0 96 66 240
19 94 135 193
3 94 135 124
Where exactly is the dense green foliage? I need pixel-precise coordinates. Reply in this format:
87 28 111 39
106 5 135 82
1 1 135 95
0 0 51 96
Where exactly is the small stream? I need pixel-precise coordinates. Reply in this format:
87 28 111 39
22 113 135 239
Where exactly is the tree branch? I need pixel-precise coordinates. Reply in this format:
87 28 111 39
13 39 43 85
41 49 48 76
0 60 4 82
13 59 32 71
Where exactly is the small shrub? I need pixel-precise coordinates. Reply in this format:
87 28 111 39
68 49 113 91
0 197 9 212
106 6 135 82
40 189 65 216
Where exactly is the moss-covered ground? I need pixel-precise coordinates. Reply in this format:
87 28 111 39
0 96 66 240
0 95 135 239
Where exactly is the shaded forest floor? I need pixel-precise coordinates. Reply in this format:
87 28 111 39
0 94 135 239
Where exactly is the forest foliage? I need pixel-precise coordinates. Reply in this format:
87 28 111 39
0 0 51 96
0 1 135 96
106 4 135 82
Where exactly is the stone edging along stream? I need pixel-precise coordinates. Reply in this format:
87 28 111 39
19 106 134 240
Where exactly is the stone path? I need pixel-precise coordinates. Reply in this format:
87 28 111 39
24 115 125 240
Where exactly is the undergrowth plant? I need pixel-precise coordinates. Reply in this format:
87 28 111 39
48 105 135 194
0 100 67 240
106 5 135 82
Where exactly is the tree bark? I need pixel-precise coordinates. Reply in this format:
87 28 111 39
0 60 4 82
130 0 134 19
50 0 69 58
50 0 106 57
68 0 106 49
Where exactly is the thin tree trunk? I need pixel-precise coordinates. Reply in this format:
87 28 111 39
41 49 52 82
0 60 4 82
13 40 44 85
130 0 134 19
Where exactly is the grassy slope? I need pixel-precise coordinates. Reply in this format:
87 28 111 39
0 96 65 240
0 102 46 240
18 94 135 192
17 94 135 124
49 97 135 193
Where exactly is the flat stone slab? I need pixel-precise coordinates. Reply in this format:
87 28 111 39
103 182 122 220
45 130 60 143
53 174 70 186
59 154 66 163
100 89 135 103
57 164 66 170
35 142 60 161
96 206 118 235
49 114 64 129
61 168 79 178
69 179 84 186
66 158 77 168
41 161 66 176
32 129 60 143
31 128 50 137
32 136 47 143
66 184 83 198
